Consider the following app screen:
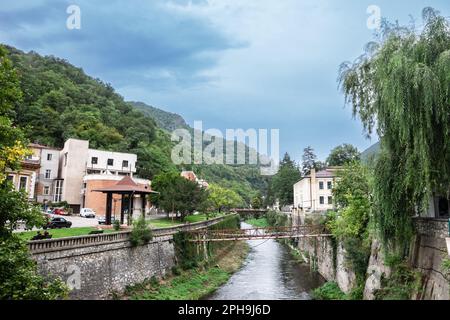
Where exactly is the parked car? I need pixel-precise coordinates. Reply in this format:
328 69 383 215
80 208 96 218
44 217 72 229
98 217 116 225
52 208 68 216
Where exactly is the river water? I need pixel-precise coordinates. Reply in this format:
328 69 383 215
208 223 325 300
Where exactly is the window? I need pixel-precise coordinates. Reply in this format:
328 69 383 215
107 159 114 166
91 157 98 165
122 160 129 168
45 169 51 179
44 186 50 195
319 196 324 205
327 181 332 190
19 176 27 190
7 175 14 183
53 180 63 202
47 153 52 161
328 196 333 205
319 181 324 190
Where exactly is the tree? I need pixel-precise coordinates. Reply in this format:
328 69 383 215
206 184 243 212
0 46 68 299
301 146 324 175
339 8 450 249
326 144 360 166
251 193 263 209
151 172 208 220
272 153 301 206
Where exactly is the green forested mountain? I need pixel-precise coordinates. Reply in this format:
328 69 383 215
130 101 189 132
4 45 266 205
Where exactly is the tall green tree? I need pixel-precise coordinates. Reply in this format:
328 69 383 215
301 146 324 175
151 172 208 220
339 8 450 249
326 144 360 166
0 46 68 300
206 183 243 212
272 153 301 206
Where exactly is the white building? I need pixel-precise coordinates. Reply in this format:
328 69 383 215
29 143 62 203
58 138 139 213
293 167 341 213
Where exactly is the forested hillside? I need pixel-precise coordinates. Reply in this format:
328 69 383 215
4 45 266 204
130 101 189 132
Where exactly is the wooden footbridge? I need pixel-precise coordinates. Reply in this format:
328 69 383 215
188 225 332 242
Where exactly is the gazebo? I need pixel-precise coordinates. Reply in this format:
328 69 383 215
92 176 158 225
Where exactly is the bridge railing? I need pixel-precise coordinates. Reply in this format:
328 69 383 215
28 215 231 253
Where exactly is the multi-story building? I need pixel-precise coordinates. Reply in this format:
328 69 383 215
29 143 62 204
9 138 151 218
58 138 142 214
6 155 40 201
293 167 341 214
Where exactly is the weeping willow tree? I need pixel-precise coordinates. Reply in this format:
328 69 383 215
339 7 450 252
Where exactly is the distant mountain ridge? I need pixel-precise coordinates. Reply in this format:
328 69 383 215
361 141 380 162
129 101 189 132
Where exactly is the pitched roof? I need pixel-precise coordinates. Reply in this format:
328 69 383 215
92 176 158 194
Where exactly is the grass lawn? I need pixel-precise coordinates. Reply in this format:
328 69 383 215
17 227 117 241
148 218 184 228
245 217 269 228
126 241 249 300
149 213 224 228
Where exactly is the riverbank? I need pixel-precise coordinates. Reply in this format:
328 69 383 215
122 240 249 300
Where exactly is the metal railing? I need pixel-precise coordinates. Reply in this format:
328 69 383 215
28 215 230 253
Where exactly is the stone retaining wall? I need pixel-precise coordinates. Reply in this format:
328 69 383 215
30 215 230 299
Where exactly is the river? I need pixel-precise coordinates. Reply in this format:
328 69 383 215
208 223 325 300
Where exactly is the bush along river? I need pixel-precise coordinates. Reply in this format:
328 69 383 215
123 216 324 300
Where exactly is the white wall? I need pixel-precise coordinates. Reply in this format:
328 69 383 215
87 149 137 174
59 139 89 206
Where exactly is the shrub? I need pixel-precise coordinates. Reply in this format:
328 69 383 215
113 219 121 231
311 282 346 300
266 211 288 227
374 257 422 300
129 215 153 247
171 266 181 276
0 236 68 299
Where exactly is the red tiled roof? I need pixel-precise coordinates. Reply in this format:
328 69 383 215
92 176 158 194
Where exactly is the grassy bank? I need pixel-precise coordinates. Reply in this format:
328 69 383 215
244 217 269 228
123 241 249 300
17 227 116 241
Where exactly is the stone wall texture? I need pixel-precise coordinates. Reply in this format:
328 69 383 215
33 236 175 300
297 236 356 294
410 218 449 300
298 218 449 300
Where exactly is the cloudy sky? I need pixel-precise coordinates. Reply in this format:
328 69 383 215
1 0 449 161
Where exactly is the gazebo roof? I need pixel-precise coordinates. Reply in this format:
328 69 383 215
92 176 158 194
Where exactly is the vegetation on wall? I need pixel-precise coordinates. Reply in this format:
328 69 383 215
339 8 450 251
374 255 422 300
325 162 373 298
